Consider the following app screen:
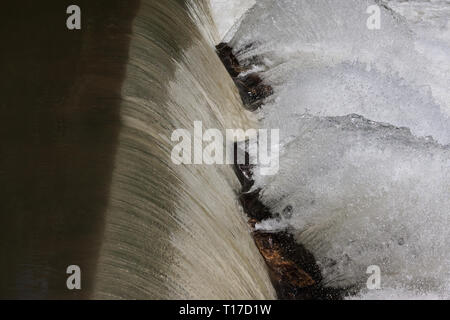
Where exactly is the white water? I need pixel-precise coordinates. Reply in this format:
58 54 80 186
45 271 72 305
213 0 450 299
93 0 275 299
209 0 256 40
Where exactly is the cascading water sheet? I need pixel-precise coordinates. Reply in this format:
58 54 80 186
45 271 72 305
93 0 275 300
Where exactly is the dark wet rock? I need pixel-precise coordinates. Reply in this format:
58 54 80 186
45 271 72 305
233 162 254 192
216 43 272 111
216 42 242 78
252 228 315 295
282 205 293 219
240 189 272 221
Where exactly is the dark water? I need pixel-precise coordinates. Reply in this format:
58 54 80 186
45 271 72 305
0 0 138 299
